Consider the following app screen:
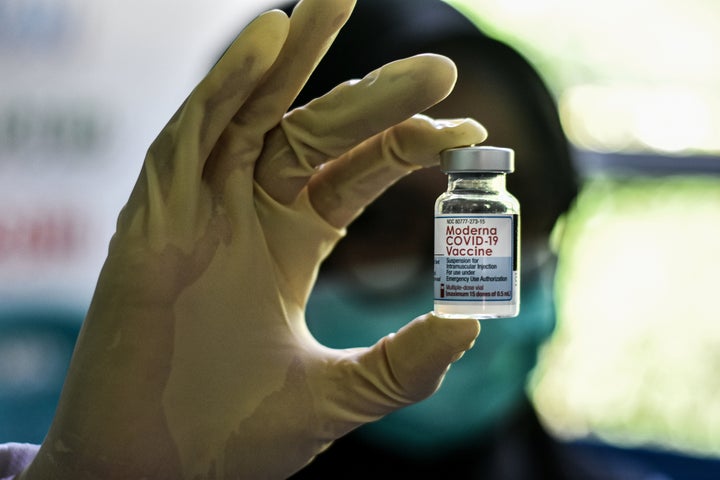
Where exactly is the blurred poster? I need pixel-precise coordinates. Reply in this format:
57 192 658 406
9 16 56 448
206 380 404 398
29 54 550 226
0 0 275 310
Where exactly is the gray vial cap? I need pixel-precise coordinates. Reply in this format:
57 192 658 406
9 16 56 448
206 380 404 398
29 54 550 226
440 146 514 173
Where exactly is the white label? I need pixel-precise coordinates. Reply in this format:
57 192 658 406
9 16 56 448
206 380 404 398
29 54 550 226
434 215 516 303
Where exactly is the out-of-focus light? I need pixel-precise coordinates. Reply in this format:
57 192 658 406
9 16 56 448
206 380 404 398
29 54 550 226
633 87 714 153
531 177 720 458
560 85 720 155
559 86 636 153
448 0 720 157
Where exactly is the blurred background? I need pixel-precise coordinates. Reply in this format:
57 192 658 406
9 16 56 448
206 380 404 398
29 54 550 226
449 0 720 464
1 0 719 471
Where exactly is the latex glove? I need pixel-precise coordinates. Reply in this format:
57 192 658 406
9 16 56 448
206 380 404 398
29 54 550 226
22 0 487 478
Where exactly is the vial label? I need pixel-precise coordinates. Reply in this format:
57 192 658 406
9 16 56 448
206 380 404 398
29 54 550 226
434 214 518 318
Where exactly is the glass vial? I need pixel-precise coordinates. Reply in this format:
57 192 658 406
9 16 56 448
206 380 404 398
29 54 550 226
433 146 520 319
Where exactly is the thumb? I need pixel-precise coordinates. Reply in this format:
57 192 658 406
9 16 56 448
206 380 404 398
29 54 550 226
347 313 480 420
384 313 481 402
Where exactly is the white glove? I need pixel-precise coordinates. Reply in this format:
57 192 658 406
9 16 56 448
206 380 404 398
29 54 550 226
21 0 487 478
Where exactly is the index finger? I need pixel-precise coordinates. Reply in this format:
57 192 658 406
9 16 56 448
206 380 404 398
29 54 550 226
254 54 461 204
307 115 487 228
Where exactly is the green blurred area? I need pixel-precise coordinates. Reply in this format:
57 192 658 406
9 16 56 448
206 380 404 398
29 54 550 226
532 175 720 457
447 0 720 97
448 0 720 155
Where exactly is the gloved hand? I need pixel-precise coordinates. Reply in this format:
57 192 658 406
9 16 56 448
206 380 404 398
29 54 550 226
21 0 487 478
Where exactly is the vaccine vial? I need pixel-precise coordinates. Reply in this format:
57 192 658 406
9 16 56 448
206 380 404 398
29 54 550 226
433 146 520 319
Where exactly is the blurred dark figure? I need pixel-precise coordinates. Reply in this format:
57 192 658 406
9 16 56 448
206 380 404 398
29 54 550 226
271 0 669 478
